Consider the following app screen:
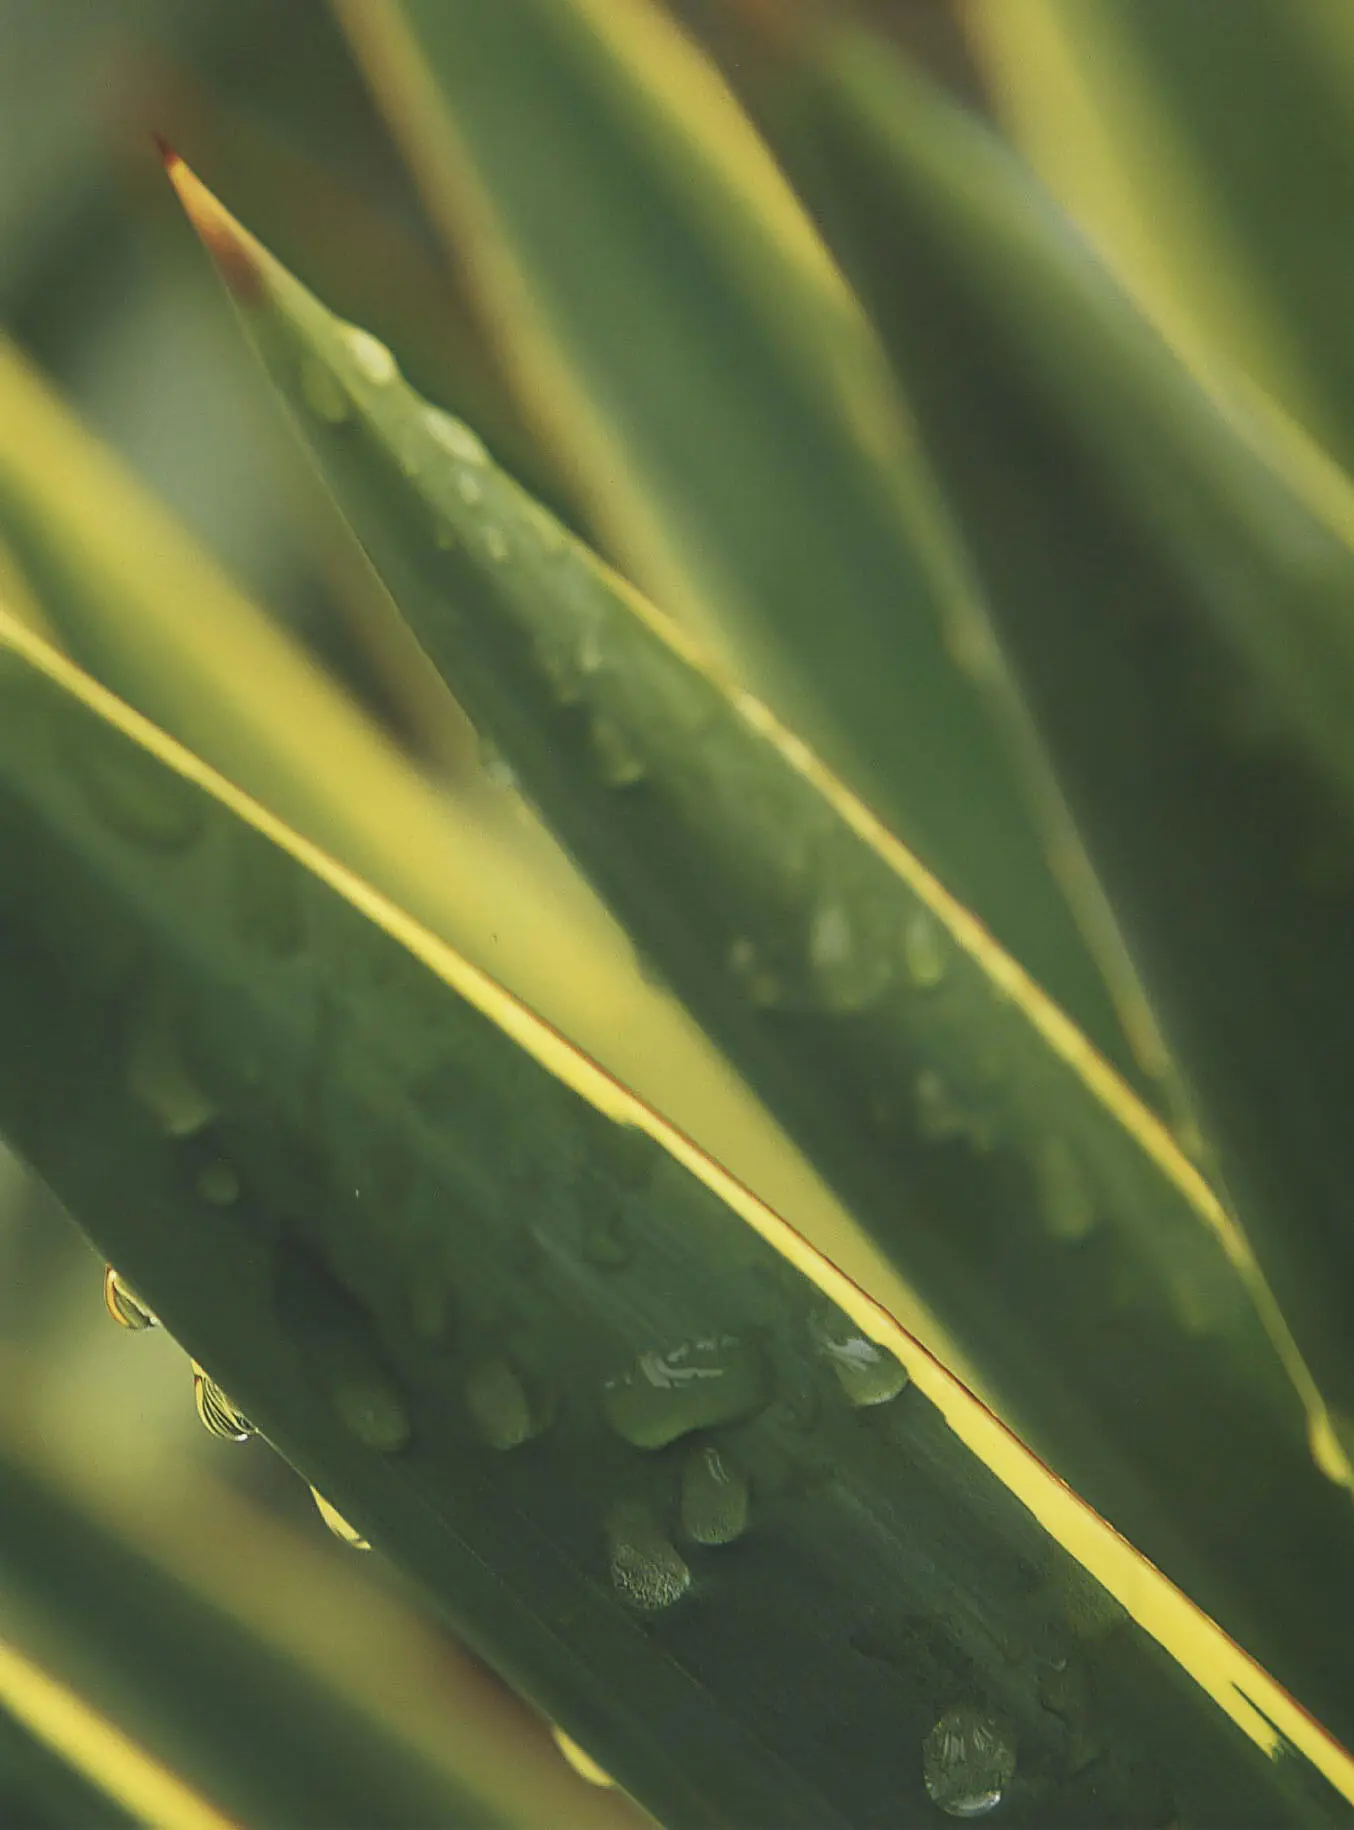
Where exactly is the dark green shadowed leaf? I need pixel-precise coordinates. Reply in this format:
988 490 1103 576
160 150 1354 1772
330 0 1156 1103
0 616 1346 1825
717 6 1354 1747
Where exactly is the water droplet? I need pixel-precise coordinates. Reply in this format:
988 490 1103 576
310 1486 369 1550
588 715 646 788
483 525 509 563
191 1362 253 1442
299 356 348 425
606 1501 690 1611
915 1069 991 1151
808 898 892 1012
550 1725 614 1788
727 936 785 1008
922 1706 1015 1818
680 1443 750 1544
464 1355 552 1450
126 996 218 1138
456 471 483 506
423 405 486 465
903 907 948 988
340 323 397 386
332 1373 412 1453
602 1334 767 1449
582 1202 633 1268
195 1160 240 1207
812 1316 909 1407
1033 1137 1095 1242
68 727 205 852
103 1265 157 1331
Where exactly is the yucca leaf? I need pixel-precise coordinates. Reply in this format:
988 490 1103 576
0 1447 543 1829
0 1635 230 1830
328 0 1157 1101
718 6 1354 1741
160 142 1354 1765
0 614 1346 1825
966 0 1354 475
0 335 885 1313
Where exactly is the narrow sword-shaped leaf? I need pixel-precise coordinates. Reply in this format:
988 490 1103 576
0 334 893 1325
715 8 1354 1744
162 152 1354 1758
0 615 1347 1824
966 0 1354 478
331 0 1154 1099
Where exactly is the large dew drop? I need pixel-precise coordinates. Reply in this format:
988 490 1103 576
921 1706 1015 1818
423 405 486 466
902 907 949 989
103 1265 157 1331
606 1501 690 1611
550 1726 615 1789
310 1485 370 1551
812 1316 909 1407
807 898 892 1012
463 1355 552 1450
1033 1137 1095 1242
339 323 398 386
191 1362 253 1442
680 1443 750 1545
126 999 217 1139
602 1335 767 1449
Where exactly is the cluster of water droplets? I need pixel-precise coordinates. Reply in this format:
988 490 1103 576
921 1706 1016 1818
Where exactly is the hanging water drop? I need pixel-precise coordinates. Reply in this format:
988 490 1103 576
423 405 486 465
340 323 397 385
812 1316 909 1407
550 1725 614 1788
464 1355 551 1450
602 1334 766 1449
922 1707 1015 1818
605 1501 690 1611
589 715 646 788
299 356 348 425
310 1485 370 1550
808 897 892 1012
1034 1138 1095 1242
103 1265 157 1331
902 907 948 989
191 1362 253 1442
679 1443 750 1545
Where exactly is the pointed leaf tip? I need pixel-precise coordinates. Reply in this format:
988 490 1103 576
161 153 265 307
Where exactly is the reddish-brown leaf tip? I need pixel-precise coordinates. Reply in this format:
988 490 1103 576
151 133 180 171
160 151 265 306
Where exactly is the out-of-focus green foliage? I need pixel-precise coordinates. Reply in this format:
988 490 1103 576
3 1 1354 1825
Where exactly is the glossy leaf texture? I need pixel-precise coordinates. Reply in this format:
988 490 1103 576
714 3 1354 1747
0 614 1346 1826
966 0 1354 477
331 0 1155 1100
157 147 1354 1770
